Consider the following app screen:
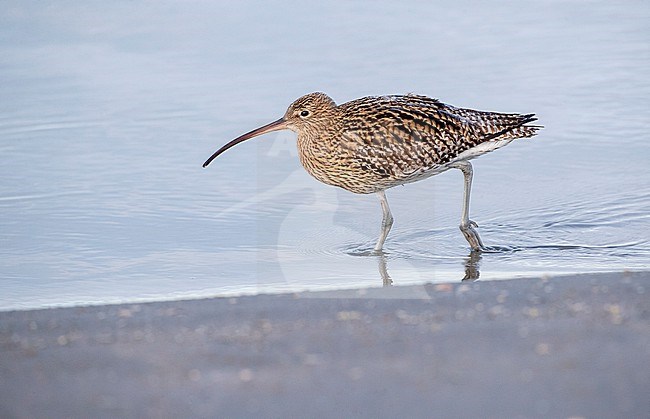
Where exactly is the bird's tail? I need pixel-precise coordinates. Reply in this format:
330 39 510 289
454 107 542 141
479 112 542 142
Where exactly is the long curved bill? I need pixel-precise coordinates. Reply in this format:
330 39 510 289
202 117 288 168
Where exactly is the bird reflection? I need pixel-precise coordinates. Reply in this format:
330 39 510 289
378 254 393 286
462 250 482 281
376 250 481 286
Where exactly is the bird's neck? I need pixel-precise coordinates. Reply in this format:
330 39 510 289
295 119 342 183
296 118 341 152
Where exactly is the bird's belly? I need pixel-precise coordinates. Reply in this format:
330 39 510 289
296 136 513 195
297 144 450 194
297 153 442 194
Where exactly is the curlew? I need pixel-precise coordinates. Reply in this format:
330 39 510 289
203 92 541 253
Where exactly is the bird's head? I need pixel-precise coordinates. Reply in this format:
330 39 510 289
203 92 337 168
282 92 337 133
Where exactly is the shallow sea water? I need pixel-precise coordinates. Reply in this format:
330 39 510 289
1 1 649 310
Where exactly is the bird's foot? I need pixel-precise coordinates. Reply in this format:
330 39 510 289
370 246 387 256
460 220 485 252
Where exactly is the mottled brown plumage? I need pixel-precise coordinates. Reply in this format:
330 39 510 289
203 92 541 252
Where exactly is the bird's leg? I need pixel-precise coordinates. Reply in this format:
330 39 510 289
451 161 485 251
373 190 394 253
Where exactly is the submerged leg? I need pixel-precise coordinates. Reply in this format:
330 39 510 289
373 190 394 253
451 161 485 251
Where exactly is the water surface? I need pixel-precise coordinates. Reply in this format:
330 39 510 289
1 1 649 310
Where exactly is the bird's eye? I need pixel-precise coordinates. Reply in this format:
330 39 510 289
299 110 310 118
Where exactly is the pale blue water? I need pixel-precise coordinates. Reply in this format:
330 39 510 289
1 1 649 311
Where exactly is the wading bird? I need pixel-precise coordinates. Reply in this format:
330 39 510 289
203 92 541 252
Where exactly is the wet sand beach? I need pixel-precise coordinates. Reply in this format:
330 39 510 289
2 271 649 418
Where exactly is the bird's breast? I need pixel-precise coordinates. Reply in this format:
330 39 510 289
297 135 341 184
296 133 405 194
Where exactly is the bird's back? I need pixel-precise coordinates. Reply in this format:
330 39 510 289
328 94 540 193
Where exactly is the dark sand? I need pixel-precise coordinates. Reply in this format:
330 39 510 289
1 271 649 418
